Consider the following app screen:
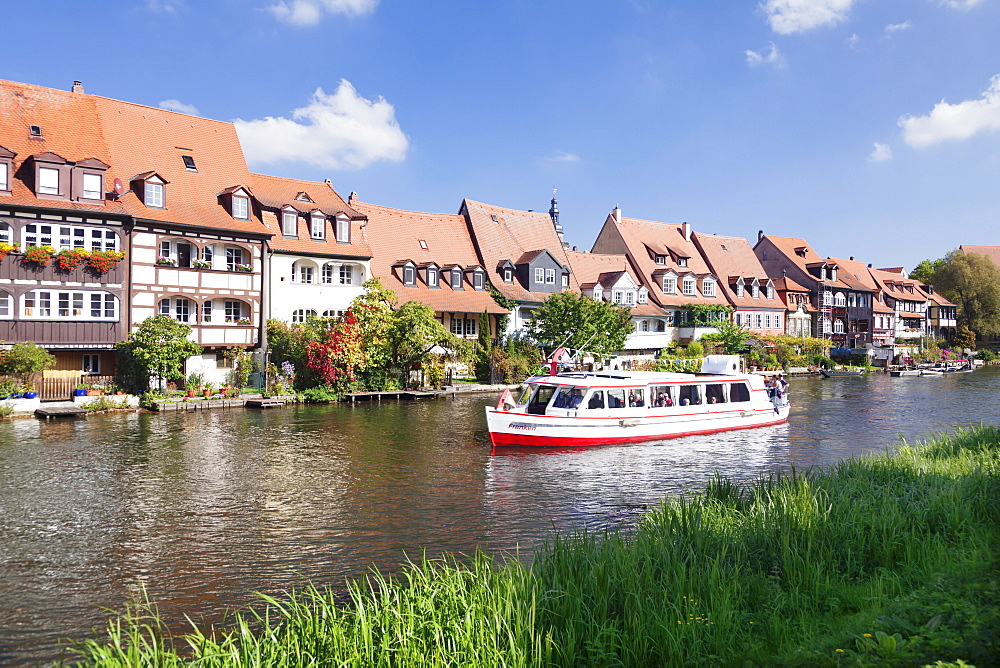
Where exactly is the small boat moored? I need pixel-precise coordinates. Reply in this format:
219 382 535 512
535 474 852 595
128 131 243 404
820 369 864 378
486 354 789 448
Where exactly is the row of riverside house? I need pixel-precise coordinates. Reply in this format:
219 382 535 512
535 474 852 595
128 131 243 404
0 79 962 396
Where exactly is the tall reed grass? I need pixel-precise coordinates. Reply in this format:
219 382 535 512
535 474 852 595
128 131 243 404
70 426 999 666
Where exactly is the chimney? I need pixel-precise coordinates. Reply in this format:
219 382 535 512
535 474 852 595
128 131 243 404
348 191 358 204
681 221 691 242
71 80 84 94
612 204 621 225
849 256 854 261
867 263 872 268
757 230 763 243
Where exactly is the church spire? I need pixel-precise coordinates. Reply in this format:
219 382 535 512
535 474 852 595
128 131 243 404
549 187 564 244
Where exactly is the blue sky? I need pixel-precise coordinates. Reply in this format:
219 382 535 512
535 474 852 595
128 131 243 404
6 0 998 271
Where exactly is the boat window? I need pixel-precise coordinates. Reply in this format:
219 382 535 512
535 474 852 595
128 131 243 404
705 384 727 404
516 385 534 405
628 388 645 407
678 384 702 406
729 382 750 403
586 390 605 409
650 385 674 408
553 387 584 409
606 388 627 409
527 386 556 415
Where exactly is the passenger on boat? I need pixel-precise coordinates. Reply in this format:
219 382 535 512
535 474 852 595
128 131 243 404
568 389 584 408
681 398 690 406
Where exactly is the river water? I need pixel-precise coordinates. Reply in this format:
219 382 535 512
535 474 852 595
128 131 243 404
1 368 997 664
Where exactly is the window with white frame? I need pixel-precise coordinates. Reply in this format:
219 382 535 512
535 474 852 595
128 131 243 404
296 263 314 284
322 309 344 319
655 255 665 265
637 289 647 305
158 297 191 323
225 300 246 322
545 268 556 284
751 283 760 298
427 267 438 287
292 309 316 323
336 216 350 242
504 268 513 283
702 279 716 297
203 300 214 323
592 287 603 300
756 313 763 329
24 224 119 251
613 291 623 304
533 267 544 284
82 354 101 375
822 290 832 306
451 269 463 289
465 317 477 336
663 276 677 294
736 280 744 297
339 265 352 285
682 277 696 296
0 290 11 319
766 283 774 300
226 246 246 271
624 291 635 305
82 173 103 200
765 313 772 329
21 290 117 320
0 162 8 191
451 316 467 335
403 266 415 285
145 181 164 208
474 271 484 290
561 273 568 288
0 223 9 244
834 319 845 333
834 292 846 307
310 214 325 239
677 257 688 267
38 167 60 195
774 315 781 330
233 196 249 220
322 263 334 284
282 211 298 236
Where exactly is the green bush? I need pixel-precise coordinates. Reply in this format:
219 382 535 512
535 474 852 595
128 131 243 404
301 386 341 403
977 349 996 362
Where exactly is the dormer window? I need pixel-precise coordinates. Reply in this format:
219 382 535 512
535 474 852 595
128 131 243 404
794 247 808 258
561 273 569 288
682 277 696 296
336 215 350 243
145 179 164 208
182 155 197 171
403 265 415 286
766 282 774 300
663 275 677 294
545 268 556 284
736 278 745 297
504 268 513 283
38 167 60 195
473 270 484 290
427 267 439 287
702 278 716 298
677 257 688 268
233 196 249 220
655 254 665 265
592 286 603 300
0 161 9 193
451 268 463 289
310 213 325 240
82 173 102 200
637 288 647 305
282 209 298 236
752 282 760 299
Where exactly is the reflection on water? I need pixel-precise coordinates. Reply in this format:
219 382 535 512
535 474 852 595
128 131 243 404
0 367 997 664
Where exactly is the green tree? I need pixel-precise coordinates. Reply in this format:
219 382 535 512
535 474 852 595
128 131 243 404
475 310 493 382
385 301 467 384
115 315 202 391
527 291 633 355
933 250 1000 338
0 342 55 385
699 318 756 355
909 258 944 285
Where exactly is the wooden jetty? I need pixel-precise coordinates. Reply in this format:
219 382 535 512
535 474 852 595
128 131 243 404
345 390 438 403
35 406 89 420
244 398 286 408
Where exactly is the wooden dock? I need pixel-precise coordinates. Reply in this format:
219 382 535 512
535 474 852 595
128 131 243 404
244 398 286 408
345 390 439 402
35 406 89 420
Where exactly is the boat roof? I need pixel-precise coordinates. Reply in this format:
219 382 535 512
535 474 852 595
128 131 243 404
524 370 749 388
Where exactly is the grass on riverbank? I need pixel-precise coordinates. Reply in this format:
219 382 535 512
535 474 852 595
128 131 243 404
70 426 1000 666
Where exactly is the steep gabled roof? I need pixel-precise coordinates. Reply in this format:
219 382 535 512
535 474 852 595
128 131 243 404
958 245 1000 268
461 198 579 303
565 249 663 316
693 233 784 311
352 200 508 315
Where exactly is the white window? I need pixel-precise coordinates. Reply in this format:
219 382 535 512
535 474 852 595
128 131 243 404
613 291 624 304
224 300 246 322
702 279 716 298
203 301 213 323
451 269 463 289
82 354 101 374
322 263 334 284
339 265 352 285
834 319 845 333
403 266 415 285
474 271 484 290
23 290 117 320
774 315 781 330
39 167 60 195
655 255 665 265
24 224 54 247
145 182 164 208
298 264 314 284
0 162 8 191
0 290 11 318
504 268 512 283
226 247 246 271
292 309 316 323
427 268 438 287
756 313 763 329
282 211 298 236
822 291 832 306
451 316 464 335
682 278 696 296
624 291 635 305
834 292 846 307
322 310 344 319
736 281 744 297
677 257 687 267
159 297 191 323
534 267 545 284
752 283 760 299
592 287 603 300
765 313 772 329
545 268 556 284
640 320 649 332
465 318 477 336
82 173 102 199
45 225 119 251
310 214 325 239
233 196 249 220
735 313 741 325
336 217 350 242
663 276 677 294
637 289 647 305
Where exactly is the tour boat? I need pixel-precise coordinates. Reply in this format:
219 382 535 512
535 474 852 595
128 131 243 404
486 354 789 448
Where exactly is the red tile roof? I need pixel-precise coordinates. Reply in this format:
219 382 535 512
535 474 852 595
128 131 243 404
461 199 579 303
352 200 508 315
959 245 1000 268
693 233 785 311
565 249 664 316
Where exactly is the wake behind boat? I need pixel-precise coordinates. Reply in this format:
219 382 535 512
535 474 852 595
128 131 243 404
486 354 789 448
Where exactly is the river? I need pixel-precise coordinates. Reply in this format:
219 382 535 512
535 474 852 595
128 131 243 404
1 367 997 664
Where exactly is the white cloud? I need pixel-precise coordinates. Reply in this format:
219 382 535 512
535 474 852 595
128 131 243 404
868 142 893 162
144 0 184 13
899 74 1000 148
884 20 911 35
745 42 786 68
938 0 984 10
159 99 200 116
760 0 856 34
845 33 860 48
266 0 377 26
234 80 408 170
543 150 581 163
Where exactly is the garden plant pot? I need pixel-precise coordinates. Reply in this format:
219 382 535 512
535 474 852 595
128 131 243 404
74 389 87 397
187 389 197 398
86 390 102 396
24 392 38 399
